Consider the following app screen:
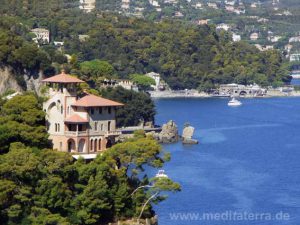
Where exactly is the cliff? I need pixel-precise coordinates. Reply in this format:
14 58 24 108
0 67 43 95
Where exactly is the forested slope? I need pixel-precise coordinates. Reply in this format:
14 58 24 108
0 0 291 90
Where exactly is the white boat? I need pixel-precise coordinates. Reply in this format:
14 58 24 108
155 170 168 178
228 97 242 106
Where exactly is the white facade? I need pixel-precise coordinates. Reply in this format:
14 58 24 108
250 32 259 41
31 28 50 43
146 72 161 90
232 33 241 42
79 0 96 13
289 36 300 43
290 53 300 62
216 23 231 31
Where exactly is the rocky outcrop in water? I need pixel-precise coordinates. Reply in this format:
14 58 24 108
154 120 179 143
182 124 198 145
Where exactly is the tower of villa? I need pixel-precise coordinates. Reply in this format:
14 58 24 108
42 71 123 154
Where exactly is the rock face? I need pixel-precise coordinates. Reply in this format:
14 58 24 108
155 120 179 143
182 125 198 145
0 67 23 94
182 126 195 140
0 67 43 95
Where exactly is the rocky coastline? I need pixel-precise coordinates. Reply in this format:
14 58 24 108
150 120 198 145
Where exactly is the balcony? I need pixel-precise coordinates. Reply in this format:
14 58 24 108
65 130 88 136
105 130 122 137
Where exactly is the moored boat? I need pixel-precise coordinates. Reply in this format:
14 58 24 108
228 97 242 106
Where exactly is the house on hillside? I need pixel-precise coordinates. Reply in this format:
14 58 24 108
250 32 259 41
216 23 231 31
79 0 96 13
207 2 218 9
101 79 138 91
31 28 50 44
146 72 166 91
42 71 124 155
197 19 210 25
289 36 300 43
232 33 241 42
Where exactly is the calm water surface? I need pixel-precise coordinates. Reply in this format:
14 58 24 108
152 98 300 225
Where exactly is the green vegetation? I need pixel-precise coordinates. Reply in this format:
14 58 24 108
0 2 291 91
0 94 179 225
130 74 156 91
66 16 289 89
100 86 156 127
0 26 53 84
0 93 49 153
78 59 116 81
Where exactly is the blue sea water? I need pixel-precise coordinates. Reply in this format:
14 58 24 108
152 98 300 225
291 79 300 86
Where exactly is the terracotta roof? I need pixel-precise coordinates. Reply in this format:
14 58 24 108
42 71 84 83
72 94 124 107
65 114 89 123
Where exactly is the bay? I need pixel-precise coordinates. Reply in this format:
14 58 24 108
153 97 300 225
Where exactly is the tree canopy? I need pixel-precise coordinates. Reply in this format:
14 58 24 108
0 3 291 91
130 74 156 91
79 59 116 81
0 134 180 225
0 93 49 153
100 86 156 127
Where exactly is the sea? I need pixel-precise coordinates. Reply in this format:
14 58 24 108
152 97 300 225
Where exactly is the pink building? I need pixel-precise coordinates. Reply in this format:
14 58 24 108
42 71 123 154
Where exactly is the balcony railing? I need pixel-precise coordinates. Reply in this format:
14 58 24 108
105 131 122 136
65 131 88 136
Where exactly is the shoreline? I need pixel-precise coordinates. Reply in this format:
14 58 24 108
149 90 300 99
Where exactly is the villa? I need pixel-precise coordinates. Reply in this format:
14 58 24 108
42 71 123 154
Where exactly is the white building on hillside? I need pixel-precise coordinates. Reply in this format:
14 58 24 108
146 72 161 90
31 28 50 43
216 23 231 31
207 2 218 9
290 53 300 62
250 32 259 41
232 33 241 42
289 36 300 43
79 0 96 13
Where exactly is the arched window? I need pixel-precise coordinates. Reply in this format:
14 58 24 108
108 121 111 132
94 122 98 131
55 123 57 132
78 139 85 153
94 139 97 152
90 139 93 151
99 139 102 151
61 106 63 114
67 139 76 152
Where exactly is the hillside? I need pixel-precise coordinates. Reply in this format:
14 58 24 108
0 0 291 92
